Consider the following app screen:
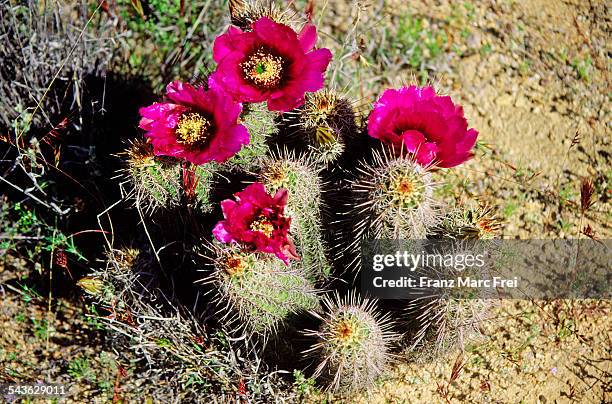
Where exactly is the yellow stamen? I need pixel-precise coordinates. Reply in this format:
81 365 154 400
241 48 284 89
176 112 211 145
249 214 275 237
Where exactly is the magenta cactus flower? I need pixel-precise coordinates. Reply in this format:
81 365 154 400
211 17 333 112
213 182 299 264
367 86 479 168
138 80 249 165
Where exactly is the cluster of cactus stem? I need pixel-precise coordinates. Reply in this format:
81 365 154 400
404 241 495 361
257 150 332 281
303 292 397 393
99 1 504 397
206 243 320 339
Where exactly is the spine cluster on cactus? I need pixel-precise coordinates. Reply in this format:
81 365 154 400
283 89 358 165
303 292 396 393
123 139 183 214
257 150 332 281
207 243 320 339
340 147 439 271
229 0 293 30
429 204 502 240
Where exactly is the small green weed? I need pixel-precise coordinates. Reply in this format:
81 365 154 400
68 357 96 382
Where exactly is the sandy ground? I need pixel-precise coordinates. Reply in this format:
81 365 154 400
359 299 610 403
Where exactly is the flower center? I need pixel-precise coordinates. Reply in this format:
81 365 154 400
249 214 275 237
176 112 211 146
241 48 284 89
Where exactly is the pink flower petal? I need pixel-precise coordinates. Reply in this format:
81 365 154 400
138 103 185 130
273 188 289 205
166 81 202 106
267 91 304 112
367 86 479 168
298 24 317 52
400 130 426 153
212 25 246 62
300 48 332 91
415 142 439 166
252 17 301 56
213 222 234 243
457 128 479 152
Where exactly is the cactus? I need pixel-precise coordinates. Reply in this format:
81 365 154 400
283 89 358 165
101 2 494 398
428 204 502 240
123 139 183 213
303 291 396 393
257 150 332 281
405 242 493 361
229 0 294 31
122 139 216 214
207 243 320 339
340 147 440 271
190 164 217 211
225 102 277 171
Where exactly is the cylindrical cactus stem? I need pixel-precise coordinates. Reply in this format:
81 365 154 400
206 243 320 340
185 162 217 213
123 139 182 213
256 150 332 282
302 291 397 393
225 102 277 171
122 139 217 213
428 203 502 240
282 89 358 165
339 147 440 272
404 241 494 361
